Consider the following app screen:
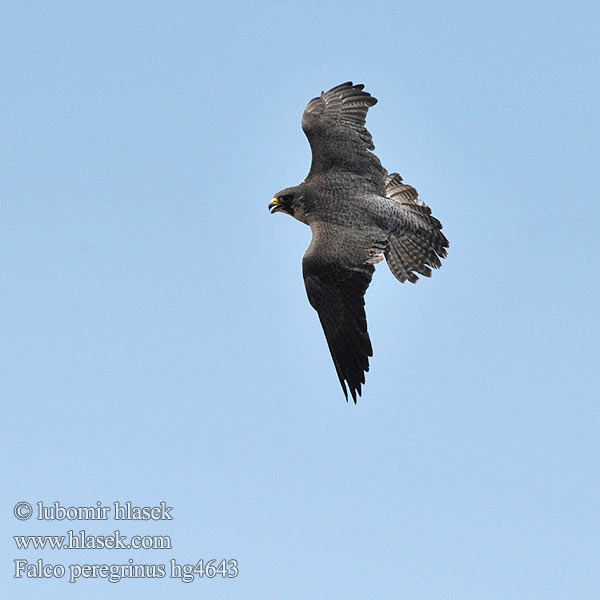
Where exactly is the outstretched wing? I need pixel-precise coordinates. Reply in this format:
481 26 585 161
301 82 387 189
384 173 449 283
302 222 387 402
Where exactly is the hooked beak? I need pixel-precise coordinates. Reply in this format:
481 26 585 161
269 197 283 214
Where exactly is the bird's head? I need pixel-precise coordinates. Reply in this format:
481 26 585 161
269 187 306 222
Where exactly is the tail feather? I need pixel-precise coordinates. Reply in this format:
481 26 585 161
385 172 421 205
384 173 449 284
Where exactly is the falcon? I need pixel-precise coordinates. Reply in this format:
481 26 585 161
269 82 448 402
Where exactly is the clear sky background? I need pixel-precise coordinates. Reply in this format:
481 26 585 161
2 1 599 598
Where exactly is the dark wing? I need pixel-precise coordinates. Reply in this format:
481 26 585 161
384 173 449 283
302 222 387 402
301 82 387 190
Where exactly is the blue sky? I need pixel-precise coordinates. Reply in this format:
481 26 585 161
2 1 599 598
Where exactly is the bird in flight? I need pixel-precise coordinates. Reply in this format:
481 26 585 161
269 82 448 402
